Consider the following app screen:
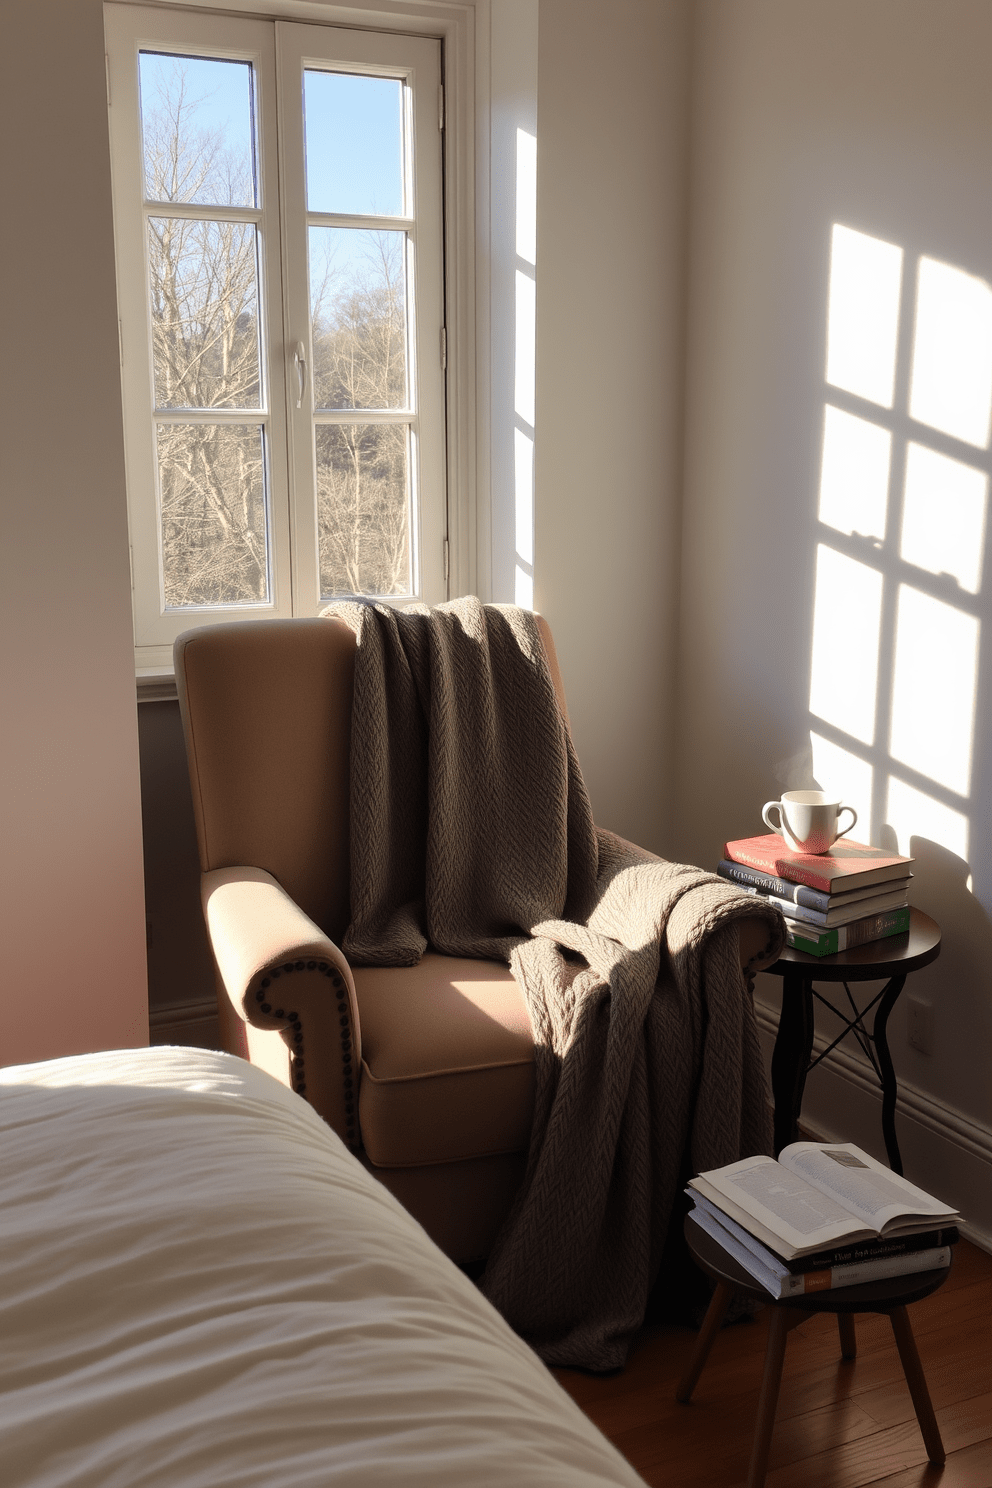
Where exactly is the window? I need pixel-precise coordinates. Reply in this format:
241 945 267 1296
106 5 447 669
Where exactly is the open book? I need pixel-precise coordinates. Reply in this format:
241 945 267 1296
688 1142 959 1262
688 1195 954 1297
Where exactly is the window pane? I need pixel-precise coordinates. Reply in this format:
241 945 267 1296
158 423 269 606
909 256 992 449
149 218 260 410
516 128 537 266
817 405 891 540
885 776 969 862
825 225 903 408
304 71 403 217
810 732 874 841
316 423 410 597
900 443 987 594
139 52 256 208
889 586 978 795
310 229 406 410
808 545 883 745
515 268 536 427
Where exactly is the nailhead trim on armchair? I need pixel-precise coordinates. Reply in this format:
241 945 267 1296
742 932 780 999
255 961 357 1149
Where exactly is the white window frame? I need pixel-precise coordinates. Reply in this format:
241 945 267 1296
105 0 484 677
276 20 446 619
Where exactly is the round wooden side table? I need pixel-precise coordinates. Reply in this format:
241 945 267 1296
677 1214 950 1488
763 908 941 1173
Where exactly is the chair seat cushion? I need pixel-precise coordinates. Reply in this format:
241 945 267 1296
354 955 535 1167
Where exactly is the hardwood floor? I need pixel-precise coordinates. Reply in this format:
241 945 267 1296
553 1240 992 1487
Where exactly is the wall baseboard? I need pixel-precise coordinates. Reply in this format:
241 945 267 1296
754 1000 992 1255
148 998 220 1051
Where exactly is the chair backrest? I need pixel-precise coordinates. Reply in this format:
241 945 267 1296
175 613 568 944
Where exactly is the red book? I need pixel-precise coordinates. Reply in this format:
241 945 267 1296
724 833 913 894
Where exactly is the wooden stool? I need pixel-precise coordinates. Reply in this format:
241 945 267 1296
677 1215 951 1488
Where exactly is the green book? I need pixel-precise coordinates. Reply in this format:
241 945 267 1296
785 904 911 957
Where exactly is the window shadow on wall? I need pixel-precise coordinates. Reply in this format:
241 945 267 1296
784 227 991 938
771 224 992 1094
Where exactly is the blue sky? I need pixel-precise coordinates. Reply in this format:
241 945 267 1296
138 52 403 220
139 52 404 299
303 71 402 218
139 52 256 205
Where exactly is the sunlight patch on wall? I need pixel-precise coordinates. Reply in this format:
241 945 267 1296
889 586 979 795
825 225 902 409
810 732 874 836
885 776 969 862
514 270 536 427
515 127 537 267
513 428 534 607
818 404 891 539
900 443 987 594
909 257 992 449
809 544 883 744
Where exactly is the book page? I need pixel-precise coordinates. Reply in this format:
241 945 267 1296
695 1156 864 1251
689 1203 787 1295
779 1142 956 1231
690 1192 790 1278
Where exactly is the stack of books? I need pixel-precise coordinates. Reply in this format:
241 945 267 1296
687 1141 959 1299
721 833 914 956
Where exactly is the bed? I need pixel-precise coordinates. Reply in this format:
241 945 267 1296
0 1045 646 1487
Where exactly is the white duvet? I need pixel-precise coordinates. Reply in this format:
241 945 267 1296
0 1047 646 1486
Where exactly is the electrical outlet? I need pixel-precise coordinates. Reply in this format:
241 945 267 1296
906 996 934 1055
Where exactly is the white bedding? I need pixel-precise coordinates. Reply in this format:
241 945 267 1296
0 1047 646 1486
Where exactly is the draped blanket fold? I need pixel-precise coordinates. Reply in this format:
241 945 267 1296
326 597 785 1370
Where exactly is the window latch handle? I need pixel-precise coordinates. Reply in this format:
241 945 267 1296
294 340 307 409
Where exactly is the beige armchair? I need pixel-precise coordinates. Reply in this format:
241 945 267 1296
176 615 778 1263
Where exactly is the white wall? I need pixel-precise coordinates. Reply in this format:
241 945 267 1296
0 0 149 1062
677 0 992 1238
534 0 691 854
488 0 539 605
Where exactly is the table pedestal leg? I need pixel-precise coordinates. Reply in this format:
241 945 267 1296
873 974 907 1174
771 970 814 1155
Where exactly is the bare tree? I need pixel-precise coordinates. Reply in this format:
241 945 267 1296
311 232 411 597
143 60 266 607
143 60 412 607
316 422 409 596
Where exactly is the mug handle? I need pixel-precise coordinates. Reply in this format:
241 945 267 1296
836 805 858 841
762 800 784 835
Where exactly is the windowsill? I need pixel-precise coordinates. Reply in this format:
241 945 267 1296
137 668 178 704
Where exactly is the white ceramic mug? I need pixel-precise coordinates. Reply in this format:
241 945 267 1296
761 790 858 855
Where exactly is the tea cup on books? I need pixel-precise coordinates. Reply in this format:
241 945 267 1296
761 790 857 855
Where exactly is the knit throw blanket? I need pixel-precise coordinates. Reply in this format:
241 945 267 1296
326 597 784 1370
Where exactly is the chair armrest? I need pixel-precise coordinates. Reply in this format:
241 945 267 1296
600 831 782 977
202 867 361 1148
738 914 783 981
